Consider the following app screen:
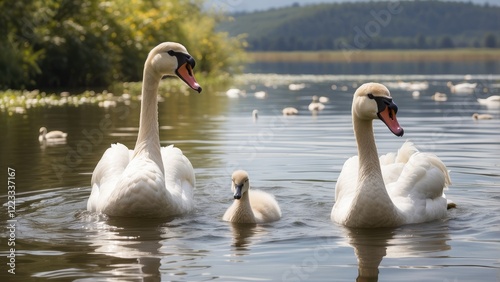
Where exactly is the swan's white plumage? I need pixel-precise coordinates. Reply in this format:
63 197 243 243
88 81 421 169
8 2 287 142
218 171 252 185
477 95 500 108
332 83 452 228
88 140 196 218
87 42 200 217
447 81 477 94
223 170 281 224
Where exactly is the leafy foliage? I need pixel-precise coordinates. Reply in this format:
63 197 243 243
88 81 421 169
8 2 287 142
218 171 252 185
219 1 500 51
0 0 246 90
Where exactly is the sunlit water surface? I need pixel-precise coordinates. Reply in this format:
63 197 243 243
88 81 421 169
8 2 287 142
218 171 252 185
1 70 500 281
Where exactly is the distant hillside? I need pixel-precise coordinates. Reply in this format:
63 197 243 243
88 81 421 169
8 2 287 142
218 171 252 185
217 1 500 51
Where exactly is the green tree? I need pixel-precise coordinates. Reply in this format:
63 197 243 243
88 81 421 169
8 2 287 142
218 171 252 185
0 0 246 90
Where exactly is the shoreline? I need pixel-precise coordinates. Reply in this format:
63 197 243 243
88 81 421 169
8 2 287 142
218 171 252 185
248 49 500 63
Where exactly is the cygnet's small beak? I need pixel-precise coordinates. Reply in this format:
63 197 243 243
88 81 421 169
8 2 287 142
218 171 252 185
233 184 243 200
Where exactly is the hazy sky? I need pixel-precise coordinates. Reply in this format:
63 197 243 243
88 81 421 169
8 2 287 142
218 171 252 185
206 0 497 12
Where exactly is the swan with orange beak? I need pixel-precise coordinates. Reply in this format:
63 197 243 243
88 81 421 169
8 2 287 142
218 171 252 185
332 83 453 228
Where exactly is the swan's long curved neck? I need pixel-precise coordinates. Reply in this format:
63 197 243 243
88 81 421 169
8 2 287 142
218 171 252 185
354 118 383 180
133 66 164 171
352 117 401 225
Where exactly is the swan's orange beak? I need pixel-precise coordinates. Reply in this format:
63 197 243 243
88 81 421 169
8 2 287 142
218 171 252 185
378 107 404 137
176 63 202 93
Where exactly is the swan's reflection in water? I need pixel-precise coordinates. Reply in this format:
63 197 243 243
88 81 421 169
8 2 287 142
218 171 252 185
85 215 209 280
343 222 451 281
86 216 165 279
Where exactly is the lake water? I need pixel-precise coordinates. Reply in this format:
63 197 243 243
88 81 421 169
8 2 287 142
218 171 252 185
1 61 500 281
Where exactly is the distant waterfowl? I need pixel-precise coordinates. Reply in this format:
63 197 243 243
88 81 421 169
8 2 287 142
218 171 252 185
400 81 429 91
308 95 325 111
223 170 282 224
226 88 245 98
407 81 429 91
39 127 67 142
319 96 329 103
288 83 306 91
477 95 500 107
411 90 420 98
472 113 493 120
87 42 201 217
431 92 447 102
282 107 298 115
98 100 117 108
13 107 26 114
447 81 477 94
331 83 452 228
252 109 259 121
387 81 429 91
254 91 267 99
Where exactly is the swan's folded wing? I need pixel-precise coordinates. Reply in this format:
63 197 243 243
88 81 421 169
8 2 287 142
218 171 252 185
388 151 451 222
91 143 131 187
381 141 419 185
88 143 131 211
161 145 196 210
335 156 359 201
389 152 450 198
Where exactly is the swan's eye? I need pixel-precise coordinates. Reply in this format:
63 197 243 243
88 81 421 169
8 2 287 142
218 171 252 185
167 50 196 69
368 94 398 114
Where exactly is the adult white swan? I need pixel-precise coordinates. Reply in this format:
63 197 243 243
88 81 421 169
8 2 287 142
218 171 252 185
477 95 500 108
87 42 202 217
331 83 452 228
223 170 282 224
447 81 477 94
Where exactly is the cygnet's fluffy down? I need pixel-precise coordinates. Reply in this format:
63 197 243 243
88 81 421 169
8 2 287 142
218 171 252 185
223 170 281 224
